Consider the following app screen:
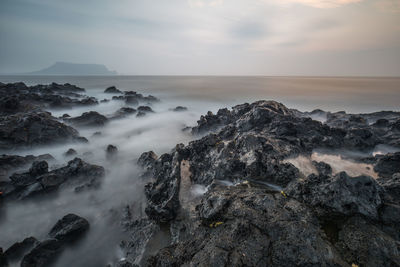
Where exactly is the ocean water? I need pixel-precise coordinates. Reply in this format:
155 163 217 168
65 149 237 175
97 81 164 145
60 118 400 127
0 76 399 266
1 75 400 113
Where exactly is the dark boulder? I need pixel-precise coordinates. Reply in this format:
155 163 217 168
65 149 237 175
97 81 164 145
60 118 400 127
136 106 154 117
29 161 48 177
67 111 108 127
0 154 54 181
3 158 105 200
0 248 7 267
0 112 85 150
64 148 77 157
110 107 136 120
104 86 122 94
125 96 139 106
4 237 38 261
138 151 158 169
172 106 188 112
48 214 89 242
20 239 62 267
106 144 118 159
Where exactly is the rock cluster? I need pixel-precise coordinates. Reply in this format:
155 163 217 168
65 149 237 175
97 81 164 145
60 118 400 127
126 100 400 266
1 213 89 267
0 158 105 200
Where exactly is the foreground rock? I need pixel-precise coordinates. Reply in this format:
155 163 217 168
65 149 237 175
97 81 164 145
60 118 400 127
20 239 62 267
18 214 89 267
0 158 105 200
128 100 400 266
0 112 87 150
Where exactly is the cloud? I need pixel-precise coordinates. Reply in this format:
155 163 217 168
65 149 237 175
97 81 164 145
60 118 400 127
188 0 224 7
375 0 400 13
269 0 364 8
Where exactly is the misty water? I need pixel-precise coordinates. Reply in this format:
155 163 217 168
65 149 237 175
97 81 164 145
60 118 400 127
0 76 400 266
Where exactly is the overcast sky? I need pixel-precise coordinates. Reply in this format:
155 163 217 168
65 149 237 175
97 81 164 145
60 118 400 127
0 0 399 75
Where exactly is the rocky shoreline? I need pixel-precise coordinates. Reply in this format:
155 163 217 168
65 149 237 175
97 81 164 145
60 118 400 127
0 82 399 266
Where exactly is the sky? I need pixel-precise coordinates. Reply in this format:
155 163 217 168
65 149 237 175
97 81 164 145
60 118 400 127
0 0 399 75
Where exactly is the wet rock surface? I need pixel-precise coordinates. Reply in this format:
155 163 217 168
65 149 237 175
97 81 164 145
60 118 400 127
130 100 400 266
48 213 89 242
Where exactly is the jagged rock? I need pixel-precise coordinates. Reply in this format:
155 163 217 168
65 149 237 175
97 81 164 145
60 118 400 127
378 173 400 205
48 214 89 242
135 100 400 266
0 112 86 150
137 151 158 169
66 111 108 127
0 154 54 181
2 158 105 200
334 216 400 266
4 237 38 261
20 239 62 267
374 152 400 178
120 219 161 265
104 86 122 94
146 185 345 266
29 161 48 177
287 172 383 220
0 82 98 115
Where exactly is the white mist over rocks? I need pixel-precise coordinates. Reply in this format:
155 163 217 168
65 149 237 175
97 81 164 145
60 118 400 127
0 76 400 266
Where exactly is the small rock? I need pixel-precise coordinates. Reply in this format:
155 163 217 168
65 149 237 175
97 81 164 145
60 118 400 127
106 145 118 159
172 106 188 112
64 148 77 157
104 86 122 94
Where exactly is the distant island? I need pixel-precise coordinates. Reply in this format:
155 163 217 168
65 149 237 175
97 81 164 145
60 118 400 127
27 62 117 75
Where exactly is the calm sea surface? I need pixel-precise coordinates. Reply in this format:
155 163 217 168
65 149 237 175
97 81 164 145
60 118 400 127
1 76 399 113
